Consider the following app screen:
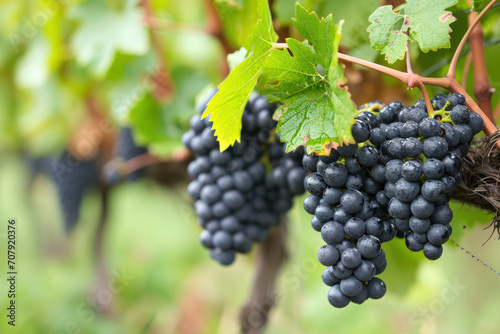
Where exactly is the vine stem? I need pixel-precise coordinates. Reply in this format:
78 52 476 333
467 2 494 121
272 43 499 147
448 0 498 79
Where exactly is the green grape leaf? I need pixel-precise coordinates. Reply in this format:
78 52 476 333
202 0 277 151
261 3 357 154
472 0 488 12
226 47 247 71
69 0 149 76
368 0 457 64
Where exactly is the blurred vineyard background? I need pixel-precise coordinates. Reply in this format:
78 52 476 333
1 0 500 333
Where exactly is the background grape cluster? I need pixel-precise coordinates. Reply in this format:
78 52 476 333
183 92 307 265
302 94 483 307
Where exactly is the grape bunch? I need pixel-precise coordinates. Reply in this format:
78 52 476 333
183 92 307 265
303 93 483 308
374 93 482 259
45 150 98 231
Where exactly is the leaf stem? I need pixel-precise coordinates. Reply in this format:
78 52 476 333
447 0 498 78
406 41 413 74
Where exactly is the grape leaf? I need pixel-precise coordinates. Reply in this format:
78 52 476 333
472 0 488 11
261 3 357 154
69 0 149 76
202 0 277 151
368 0 457 64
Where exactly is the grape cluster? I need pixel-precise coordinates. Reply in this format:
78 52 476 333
183 92 307 265
304 94 483 308
374 93 482 259
303 105 394 307
45 150 98 231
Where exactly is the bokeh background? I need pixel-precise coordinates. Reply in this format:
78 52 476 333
1 0 500 333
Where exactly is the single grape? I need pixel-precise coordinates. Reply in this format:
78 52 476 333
340 276 364 297
454 124 473 144
419 118 441 138
421 179 445 202
427 224 451 245
395 178 420 203
401 121 419 138
302 154 318 172
423 137 448 159
345 156 365 174
467 112 484 135
328 285 351 308
332 261 354 279
450 105 470 124
430 204 453 225
409 216 431 234
422 158 445 179
357 145 379 167
366 278 386 299
351 286 368 304
402 137 423 158
408 107 428 123
304 195 321 214
305 173 328 197
357 235 381 258
344 217 366 239
346 174 364 190
321 221 345 245
369 127 386 145
352 120 371 143
384 159 403 183
212 230 233 250
322 267 341 286
210 249 236 265
318 245 340 266
410 195 435 219
340 189 365 214
337 143 358 157
323 187 343 205
323 163 349 188
341 248 362 268
405 232 424 252
388 198 411 219
401 160 422 182
423 242 443 260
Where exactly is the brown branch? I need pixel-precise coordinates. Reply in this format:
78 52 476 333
448 0 498 78
494 100 500 121
205 0 232 77
141 0 175 101
93 184 112 315
467 7 494 122
143 16 207 33
239 218 288 334
273 38 500 149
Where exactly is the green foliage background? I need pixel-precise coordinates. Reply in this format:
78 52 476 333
0 0 500 333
